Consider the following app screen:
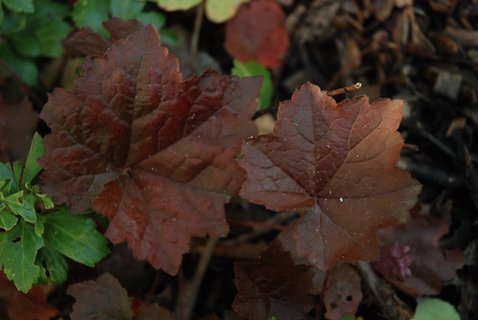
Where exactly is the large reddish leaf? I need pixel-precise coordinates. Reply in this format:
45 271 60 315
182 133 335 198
239 83 421 270
0 96 38 163
0 272 57 320
40 25 261 274
232 242 314 320
67 273 132 320
224 0 289 68
375 214 464 296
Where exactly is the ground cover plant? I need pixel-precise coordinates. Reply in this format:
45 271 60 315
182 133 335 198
0 1 477 319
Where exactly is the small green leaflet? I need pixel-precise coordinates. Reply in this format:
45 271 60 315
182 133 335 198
0 207 17 231
39 245 68 284
73 0 169 40
43 209 110 267
412 298 460 320
1 0 34 14
0 221 44 292
72 0 109 36
23 132 43 184
232 60 272 111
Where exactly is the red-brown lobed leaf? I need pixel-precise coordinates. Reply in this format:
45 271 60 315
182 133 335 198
375 214 464 296
67 273 132 320
0 272 57 320
224 0 289 68
232 242 314 320
239 83 421 270
40 25 261 274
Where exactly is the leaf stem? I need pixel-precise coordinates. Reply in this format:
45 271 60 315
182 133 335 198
177 236 218 320
190 3 204 54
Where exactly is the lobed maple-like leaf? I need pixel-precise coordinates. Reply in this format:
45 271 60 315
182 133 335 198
375 214 464 296
232 242 314 320
0 272 57 320
40 25 260 274
67 273 132 320
239 83 421 270
224 0 289 68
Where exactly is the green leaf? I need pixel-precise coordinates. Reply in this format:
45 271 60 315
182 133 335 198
232 60 272 111
35 20 70 57
412 298 460 320
34 214 44 237
2 0 34 13
110 0 145 19
0 43 37 85
39 245 68 284
72 0 110 36
36 192 54 210
136 11 165 30
0 221 44 292
0 163 16 192
0 5 4 28
44 210 109 267
12 160 24 185
0 10 26 34
158 29 177 46
0 208 18 231
156 0 202 11
5 191 37 223
23 133 43 184
10 30 41 57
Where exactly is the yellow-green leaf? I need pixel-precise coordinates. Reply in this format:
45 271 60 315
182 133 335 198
156 0 202 11
205 0 249 23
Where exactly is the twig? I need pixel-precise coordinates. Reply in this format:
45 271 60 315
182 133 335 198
144 270 162 303
326 82 362 97
403 143 419 152
357 262 413 320
177 237 218 320
224 211 297 245
190 3 204 54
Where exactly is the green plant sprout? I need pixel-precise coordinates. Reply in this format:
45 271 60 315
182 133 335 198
0 133 109 292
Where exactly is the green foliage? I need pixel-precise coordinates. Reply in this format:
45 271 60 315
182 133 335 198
72 0 175 45
412 298 460 320
232 60 272 111
0 0 71 85
0 133 109 292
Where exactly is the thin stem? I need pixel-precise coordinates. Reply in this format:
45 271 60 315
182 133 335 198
178 236 218 320
190 3 204 54
326 82 362 97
